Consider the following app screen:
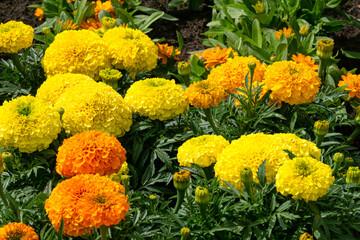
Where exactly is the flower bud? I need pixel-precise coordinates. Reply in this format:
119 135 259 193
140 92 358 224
314 120 329 136
299 26 309 37
248 62 256 72
178 61 191 76
42 27 51 35
270 55 276 62
173 170 190 190
118 162 129 175
99 69 123 89
121 174 130 195
346 166 360 184
317 39 334 60
1 152 14 164
333 152 344 164
58 107 65 121
345 157 354 166
300 232 314 240
252 1 266 14
195 186 210 204
108 173 121 183
240 167 253 185
180 227 190 239
149 195 157 200
355 106 360 122
101 17 116 30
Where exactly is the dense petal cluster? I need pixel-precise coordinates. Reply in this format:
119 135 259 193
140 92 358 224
177 135 229 168
36 73 95 105
103 27 158 79
0 222 39 240
214 133 321 191
195 46 238 70
0 95 61 153
0 21 34 53
338 73 360 98
291 53 319 71
207 56 267 93
262 61 321 105
56 130 126 178
42 30 110 79
45 174 129 237
124 78 188 120
275 27 294 39
80 18 101 31
55 81 132 137
156 43 181 64
276 157 334 202
183 80 226 108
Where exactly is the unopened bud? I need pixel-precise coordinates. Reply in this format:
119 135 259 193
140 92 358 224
42 27 51 35
173 170 190 190
314 120 329 136
180 227 190 239
346 166 360 184
299 26 309 37
333 152 344 163
240 167 253 185
178 61 191 76
317 39 334 59
58 107 65 121
355 106 360 121
195 186 210 204
101 17 116 30
149 195 156 200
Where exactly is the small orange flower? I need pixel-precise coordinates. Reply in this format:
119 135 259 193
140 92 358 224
57 20 78 30
292 53 319 71
338 73 360 98
275 27 294 39
80 18 101 31
34 8 44 21
156 43 181 64
94 0 115 17
196 46 238 70
0 222 39 240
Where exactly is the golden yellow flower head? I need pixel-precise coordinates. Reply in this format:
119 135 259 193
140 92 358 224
0 21 34 53
94 0 115 18
314 120 329 136
0 222 39 240
214 133 321 191
177 135 229 168
55 81 132 137
125 78 188 121
252 1 266 14
299 26 309 36
36 73 95 106
291 53 318 71
0 95 62 153
276 157 334 202
338 73 360 98
275 27 295 39
346 166 360 184
317 38 334 59
195 46 238 70
299 232 314 240
42 30 111 80
35 8 44 21
103 26 158 79
262 60 321 105
156 43 181 64
207 56 267 93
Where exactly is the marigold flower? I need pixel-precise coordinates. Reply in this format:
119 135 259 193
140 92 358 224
57 20 78 30
207 56 267 93
34 8 44 21
262 60 321 105
196 46 238 70
42 30 110 80
103 26 158 79
338 73 360 98
0 95 61 153
94 0 115 17
291 53 318 71
56 131 126 178
156 43 181 64
125 78 188 121
173 169 191 190
36 73 95 105
177 135 229 168
214 133 320 191
276 157 334 202
45 174 129 237
0 21 34 54
300 232 314 240
55 81 132 137
80 18 102 31
0 222 39 240
275 27 295 39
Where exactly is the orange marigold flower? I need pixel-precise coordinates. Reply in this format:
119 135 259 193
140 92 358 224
80 18 101 31
275 27 295 39
57 20 78 30
56 130 127 178
292 53 318 71
156 43 181 64
183 79 226 108
94 0 115 17
197 46 238 70
34 8 44 21
338 73 360 98
0 222 39 240
45 174 129 237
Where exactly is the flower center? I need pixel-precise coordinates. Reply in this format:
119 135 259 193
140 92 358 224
94 196 107 204
17 104 32 116
7 229 25 240
147 81 165 87
295 160 313 177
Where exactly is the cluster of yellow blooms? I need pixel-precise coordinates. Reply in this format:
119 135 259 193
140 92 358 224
214 133 320 191
177 135 229 168
0 21 34 53
45 174 129 237
56 130 127 178
125 78 188 121
0 222 39 240
276 157 334 202
103 27 158 79
0 95 62 153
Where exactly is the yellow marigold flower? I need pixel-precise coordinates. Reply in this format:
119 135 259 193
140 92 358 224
252 1 266 14
276 157 334 202
94 0 115 17
36 73 95 105
0 21 34 54
207 56 267 93
103 26 158 79
56 130 127 178
0 222 39 240
300 232 314 240
291 53 319 71
174 169 191 186
0 95 61 153
338 73 360 98
177 135 229 168
42 30 110 80
156 43 181 64
124 78 188 121
196 46 238 70
183 80 226 108
80 18 102 31
35 8 44 21
275 27 295 39
55 81 132 137
45 174 129 237
57 20 78 30
262 61 321 105
214 133 321 191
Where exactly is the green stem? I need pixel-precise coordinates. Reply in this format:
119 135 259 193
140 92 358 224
203 108 220 135
198 202 208 219
332 161 341 176
10 53 26 76
318 57 329 83
243 182 254 201
184 75 190 87
174 189 186 214
347 125 360 143
0 178 9 207
100 225 108 240
315 134 325 148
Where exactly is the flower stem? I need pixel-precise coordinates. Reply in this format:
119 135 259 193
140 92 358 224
315 134 325 148
347 125 360 143
174 189 186 214
10 53 25 76
198 202 208 219
100 225 108 240
203 108 220 135
0 178 9 207
317 57 329 83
